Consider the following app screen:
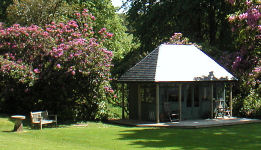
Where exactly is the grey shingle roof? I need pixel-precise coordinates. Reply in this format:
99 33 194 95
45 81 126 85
118 44 236 82
118 47 159 82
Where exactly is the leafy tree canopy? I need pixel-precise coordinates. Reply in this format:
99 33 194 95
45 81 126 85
126 0 236 54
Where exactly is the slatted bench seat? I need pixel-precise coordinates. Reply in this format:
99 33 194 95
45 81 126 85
30 111 57 130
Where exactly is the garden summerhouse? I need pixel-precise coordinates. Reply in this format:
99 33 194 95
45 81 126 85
118 44 237 123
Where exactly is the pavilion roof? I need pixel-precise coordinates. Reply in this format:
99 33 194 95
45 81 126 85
118 44 236 82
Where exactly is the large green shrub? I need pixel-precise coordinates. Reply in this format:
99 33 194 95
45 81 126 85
0 10 115 121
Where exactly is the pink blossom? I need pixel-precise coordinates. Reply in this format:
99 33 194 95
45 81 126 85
228 15 236 22
75 13 81 17
33 68 40 74
239 13 248 20
253 67 261 73
68 20 78 28
106 33 113 38
83 9 88 13
245 0 252 6
91 16 96 20
71 70 76 75
104 86 109 90
59 23 64 28
245 7 261 27
56 64 61 69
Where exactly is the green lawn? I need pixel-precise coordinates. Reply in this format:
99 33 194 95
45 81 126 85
1 115 261 150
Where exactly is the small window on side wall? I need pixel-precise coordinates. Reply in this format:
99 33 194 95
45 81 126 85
140 85 155 103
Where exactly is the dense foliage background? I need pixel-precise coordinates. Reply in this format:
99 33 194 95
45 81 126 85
226 0 260 118
0 0 260 121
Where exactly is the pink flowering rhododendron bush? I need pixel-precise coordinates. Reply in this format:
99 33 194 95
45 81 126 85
226 0 261 117
0 9 115 120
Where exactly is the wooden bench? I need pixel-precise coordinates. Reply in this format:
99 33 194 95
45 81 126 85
30 111 57 130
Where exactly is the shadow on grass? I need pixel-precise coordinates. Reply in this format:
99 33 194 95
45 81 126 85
117 123 261 150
